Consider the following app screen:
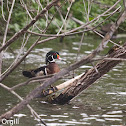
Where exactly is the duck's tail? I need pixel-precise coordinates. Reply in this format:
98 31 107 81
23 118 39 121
22 70 35 78
22 66 47 78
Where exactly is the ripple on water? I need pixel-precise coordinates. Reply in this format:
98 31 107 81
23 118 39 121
39 114 47 117
51 115 69 118
72 47 79 50
104 118 122 121
65 120 91 125
112 103 126 106
107 110 122 114
84 51 92 54
72 42 93 47
32 48 51 53
14 114 27 117
80 113 88 117
102 114 123 118
80 65 92 69
106 92 126 96
2 37 126 126
3 52 14 59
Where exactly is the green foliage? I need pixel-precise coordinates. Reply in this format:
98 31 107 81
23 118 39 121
0 0 125 35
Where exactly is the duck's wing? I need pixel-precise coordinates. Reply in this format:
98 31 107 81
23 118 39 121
22 66 47 78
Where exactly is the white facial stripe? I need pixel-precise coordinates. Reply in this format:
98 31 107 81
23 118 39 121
47 55 55 63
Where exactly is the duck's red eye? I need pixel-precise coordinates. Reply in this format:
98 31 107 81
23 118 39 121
53 53 56 55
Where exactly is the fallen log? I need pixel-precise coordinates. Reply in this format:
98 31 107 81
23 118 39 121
39 73 84 97
50 42 126 104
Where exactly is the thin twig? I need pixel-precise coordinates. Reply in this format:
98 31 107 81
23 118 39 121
93 57 126 62
0 0 67 82
1 0 7 22
0 0 15 76
11 74 54 91
70 6 123 49
73 32 85 77
0 0 61 52
20 0 43 32
64 0 121 34
57 1 73 35
0 83 47 126
1 33 30 76
3 0 15 45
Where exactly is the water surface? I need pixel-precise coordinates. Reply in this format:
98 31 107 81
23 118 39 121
1 36 126 126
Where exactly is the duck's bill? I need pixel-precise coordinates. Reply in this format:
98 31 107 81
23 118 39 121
57 55 62 60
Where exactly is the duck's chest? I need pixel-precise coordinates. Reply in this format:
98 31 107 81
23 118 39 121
47 63 60 74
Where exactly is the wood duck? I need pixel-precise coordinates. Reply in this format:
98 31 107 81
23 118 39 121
22 51 61 78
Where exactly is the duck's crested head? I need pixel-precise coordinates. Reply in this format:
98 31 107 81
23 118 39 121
45 51 61 64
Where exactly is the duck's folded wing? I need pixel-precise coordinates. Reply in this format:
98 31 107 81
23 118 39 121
22 66 47 78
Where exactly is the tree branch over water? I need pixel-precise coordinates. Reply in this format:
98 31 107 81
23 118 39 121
0 0 61 52
0 0 122 82
0 0 126 125
0 6 126 121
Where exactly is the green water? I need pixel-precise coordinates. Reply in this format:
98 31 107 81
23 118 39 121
1 36 126 126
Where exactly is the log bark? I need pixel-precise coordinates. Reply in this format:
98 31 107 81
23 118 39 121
51 43 126 104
